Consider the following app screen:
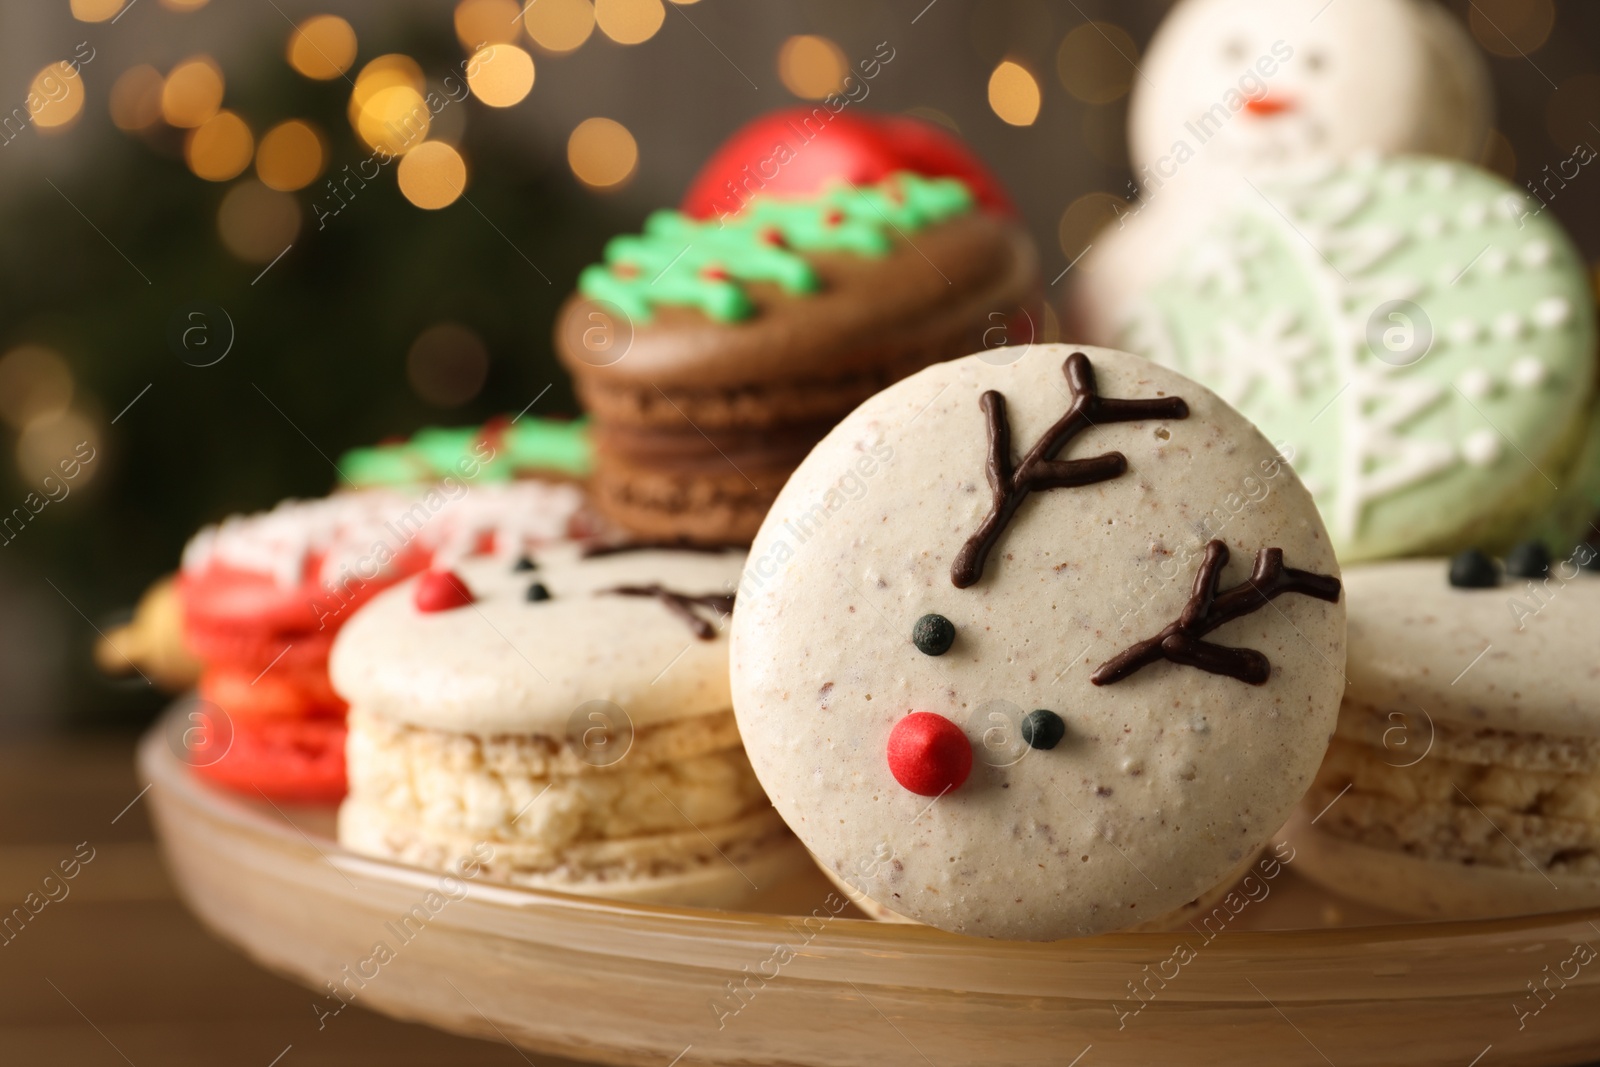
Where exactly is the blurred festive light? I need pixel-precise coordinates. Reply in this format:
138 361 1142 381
71 0 125 22
349 54 426 122
0 347 74 430
17 410 101 490
988 60 1040 126
455 0 523 47
777 35 846 99
523 0 595 55
256 119 325 191
161 56 224 128
1546 73 1600 155
1481 129 1516 181
595 0 665 45
356 85 432 155
1468 0 1554 58
110 65 164 131
406 323 489 407
29 62 87 131
567 117 637 189
1058 192 1126 264
288 15 359 81
185 110 253 182
160 0 210 10
218 180 301 263
466 45 535 107
1056 21 1139 104
397 142 468 209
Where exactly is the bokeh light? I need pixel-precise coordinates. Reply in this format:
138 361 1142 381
356 86 432 156
522 0 595 54
256 120 326 191
110 65 164 131
466 45 536 107
1469 0 1554 58
17 410 101 490
185 110 254 182
988 60 1040 126
397 142 468 209
455 0 523 47
1481 129 1516 181
71 0 125 22
1546 73 1600 154
217 180 301 263
159 0 210 10
29 63 87 131
349 54 425 124
1058 192 1127 265
567 117 637 189
778 35 846 99
288 15 358 81
161 56 224 128
595 0 665 45
1056 21 1139 104
0 347 74 430
406 323 489 407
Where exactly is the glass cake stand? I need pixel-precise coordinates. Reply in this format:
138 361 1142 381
139 711 1600 1066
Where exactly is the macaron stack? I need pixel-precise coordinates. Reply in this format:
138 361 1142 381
331 544 805 905
555 168 1039 545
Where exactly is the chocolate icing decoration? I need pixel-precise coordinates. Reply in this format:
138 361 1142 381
951 352 1190 588
581 540 746 559
599 584 735 640
1091 540 1341 687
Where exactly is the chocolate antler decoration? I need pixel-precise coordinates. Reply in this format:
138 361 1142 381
600 585 734 640
952 352 1189 588
1091 540 1341 686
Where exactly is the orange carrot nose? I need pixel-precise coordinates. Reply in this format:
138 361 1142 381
1245 95 1295 117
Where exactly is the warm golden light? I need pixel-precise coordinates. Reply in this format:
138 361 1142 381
160 0 210 10
567 117 637 189
0 347 74 430
348 54 426 122
355 85 431 155
185 111 253 182
1469 0 1554 58
397 141 468 209
1056 21 1139 104
110 65 164 131
595 0 665 45
17 410 100 489
777 35 846 99
29 62 87 131
455 0 523 47
71 0 125 22
256 119 325 191
988 60 1041 126
218 180 301 263
523 0 595 54
161 56 224 128
288 15 358 81
466 45 535 107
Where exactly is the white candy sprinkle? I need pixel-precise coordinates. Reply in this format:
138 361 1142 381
1480 249 1510 275
1428 164 1457 190
1456 368 1494 398
1416 214 1446 239
1520 240 1553 268
1534 297 1573 329
1459 201 1489 229
1449 319 1481 345
1510 356 1549 388
1492 313 1527 341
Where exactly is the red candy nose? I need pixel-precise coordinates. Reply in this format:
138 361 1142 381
887 712 973 797
414 570 475 612
1245 95 1295 117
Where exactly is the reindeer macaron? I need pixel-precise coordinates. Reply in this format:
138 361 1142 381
731 344 1346 940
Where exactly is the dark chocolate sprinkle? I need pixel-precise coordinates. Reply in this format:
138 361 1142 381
1448 549 1500 589
514 555 538 572
526 582 551 602
1020 709 1066 750
911 614 956 656
1504 541 1551 579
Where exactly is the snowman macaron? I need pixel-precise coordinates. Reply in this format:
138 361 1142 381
1072 0 1491 340
730 344 1346 940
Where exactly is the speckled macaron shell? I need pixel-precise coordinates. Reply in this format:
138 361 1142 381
729 343 1346 941
329 544 744 735
1343 558 1600 738
1115 155 1598 562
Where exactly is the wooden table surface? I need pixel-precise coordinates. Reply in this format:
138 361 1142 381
0 732 591 1066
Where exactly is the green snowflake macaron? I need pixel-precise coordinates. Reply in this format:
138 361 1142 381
1117 155 1599 562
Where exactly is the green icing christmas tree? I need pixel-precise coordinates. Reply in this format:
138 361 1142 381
578 171 975 323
